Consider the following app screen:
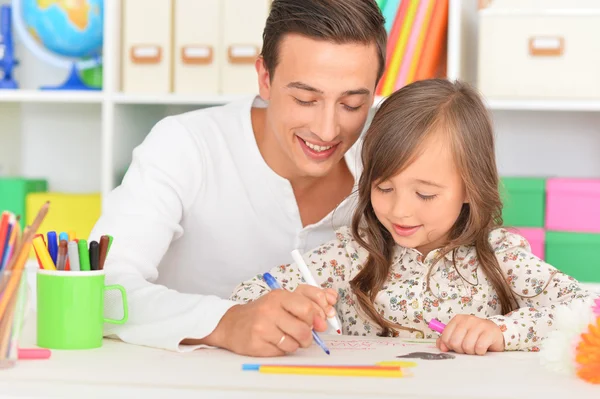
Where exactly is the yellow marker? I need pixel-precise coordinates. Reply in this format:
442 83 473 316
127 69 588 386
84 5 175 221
251 366 403 378
68 231 76 241
33 236 57 270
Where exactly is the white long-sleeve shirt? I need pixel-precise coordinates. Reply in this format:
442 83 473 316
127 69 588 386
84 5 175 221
90 96 361 351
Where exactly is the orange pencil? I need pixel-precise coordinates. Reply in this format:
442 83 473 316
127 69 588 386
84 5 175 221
0 291 17 359
0 202 49 320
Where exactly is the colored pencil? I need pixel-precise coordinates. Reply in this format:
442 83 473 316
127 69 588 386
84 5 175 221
0 202 49 321
243 364 404 378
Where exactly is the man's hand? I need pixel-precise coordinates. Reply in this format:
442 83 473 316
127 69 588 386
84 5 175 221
436 315 505 355
197 286 337 357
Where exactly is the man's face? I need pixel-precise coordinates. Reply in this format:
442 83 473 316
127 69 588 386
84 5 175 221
257 34 379 179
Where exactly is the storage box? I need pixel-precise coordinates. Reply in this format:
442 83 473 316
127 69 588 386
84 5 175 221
507 227 545 260
546 231 600 283
221 0 271 94
478 3 600 99
0 178 48 229
121 0 173 93
173 0 221 94
545 178 600 233
500 177 546 227
25 193 101 243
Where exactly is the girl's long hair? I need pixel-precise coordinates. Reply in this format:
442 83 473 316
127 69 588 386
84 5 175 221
350 79 517 336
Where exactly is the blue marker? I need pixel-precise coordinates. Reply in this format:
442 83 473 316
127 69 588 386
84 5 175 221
59 232 69 243
262 272 331 355
47 231 58 265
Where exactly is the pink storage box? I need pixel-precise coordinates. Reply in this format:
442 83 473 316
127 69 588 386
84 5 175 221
546 179 600 233
507 227 545 260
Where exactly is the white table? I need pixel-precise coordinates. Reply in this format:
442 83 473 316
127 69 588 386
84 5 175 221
1 314 599 399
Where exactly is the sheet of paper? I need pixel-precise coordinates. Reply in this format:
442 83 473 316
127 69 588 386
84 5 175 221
275 334 441 364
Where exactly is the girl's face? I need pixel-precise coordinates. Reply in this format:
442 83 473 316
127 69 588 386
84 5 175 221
370 131 467 256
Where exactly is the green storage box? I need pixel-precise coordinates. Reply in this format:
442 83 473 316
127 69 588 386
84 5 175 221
0 178 48 228
500 177 546 227
546 231 600 283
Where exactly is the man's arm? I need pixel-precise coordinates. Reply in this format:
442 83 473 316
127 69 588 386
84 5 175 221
93 116 329 354
92 116 236 351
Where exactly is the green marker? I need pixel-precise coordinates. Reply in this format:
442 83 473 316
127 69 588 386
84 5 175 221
78 239 91 271
107 235 114 254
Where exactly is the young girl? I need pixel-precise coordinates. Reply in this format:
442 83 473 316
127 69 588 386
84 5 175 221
230 79 592 355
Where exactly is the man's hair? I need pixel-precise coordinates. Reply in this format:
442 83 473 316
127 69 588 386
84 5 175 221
261 0 387 82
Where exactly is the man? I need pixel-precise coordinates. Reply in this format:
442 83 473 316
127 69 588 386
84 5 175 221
91 0 386 357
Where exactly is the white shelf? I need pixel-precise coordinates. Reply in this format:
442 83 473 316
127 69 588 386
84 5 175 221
115 94 389 107
486 98 600 112
0 0 469 198
378 96 600 112
0 89 105 103
112 93 249 106
19 1 589 198
5 91 599 113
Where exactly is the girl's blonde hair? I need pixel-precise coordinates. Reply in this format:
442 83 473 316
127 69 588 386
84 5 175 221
350 79 517 336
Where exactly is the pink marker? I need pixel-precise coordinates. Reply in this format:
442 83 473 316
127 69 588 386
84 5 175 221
17 348 51 360
428 319 446 334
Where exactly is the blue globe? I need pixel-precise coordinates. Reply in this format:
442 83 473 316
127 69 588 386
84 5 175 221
21 0 103 59
11 0 104 90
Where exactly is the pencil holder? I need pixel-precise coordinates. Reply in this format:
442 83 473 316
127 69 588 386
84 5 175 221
36 269 128 350
0 270 28 369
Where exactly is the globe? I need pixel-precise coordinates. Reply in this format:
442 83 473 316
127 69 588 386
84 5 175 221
12 0 103 90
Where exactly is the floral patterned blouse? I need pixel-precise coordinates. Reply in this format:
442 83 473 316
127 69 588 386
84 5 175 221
230 227 593 351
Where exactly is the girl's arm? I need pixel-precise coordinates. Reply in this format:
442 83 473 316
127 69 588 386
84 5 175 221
487 229 594 351
230 227 355 303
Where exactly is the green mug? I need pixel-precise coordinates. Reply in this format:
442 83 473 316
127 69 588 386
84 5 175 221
36 269 128 349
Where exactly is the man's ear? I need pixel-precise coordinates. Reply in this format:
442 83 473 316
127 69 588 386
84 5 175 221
256 57 271 101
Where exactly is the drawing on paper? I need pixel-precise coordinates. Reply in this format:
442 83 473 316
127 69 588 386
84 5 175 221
397 352 456 360
324 339 436 351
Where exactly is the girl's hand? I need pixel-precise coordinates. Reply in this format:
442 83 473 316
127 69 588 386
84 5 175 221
436 315 505 355
293 284 338 322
